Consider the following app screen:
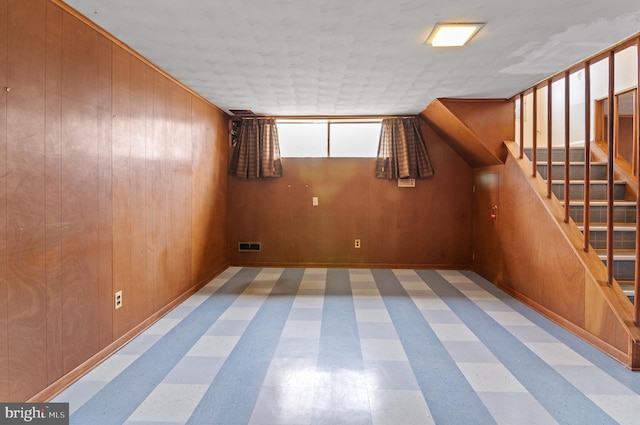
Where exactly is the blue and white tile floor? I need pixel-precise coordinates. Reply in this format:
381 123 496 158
54 268 640 424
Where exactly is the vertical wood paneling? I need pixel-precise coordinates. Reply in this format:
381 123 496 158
227 122 473 268
165 85 177 298
168 85 192 297
150 73 169 309
111 44 132 338
500 155 585 324
2 0 230 401
97 34 113 348
0 0 8 403
44 1 63 383
6 0 48 401
129 57 150 324
209 110 229 270
473 167 502 283
368 178 397 264
144 65 155 308
314 164 346 262
192 98 228 283
60 11 100 371
343 162 369 264
283 161 315 263
210 108 229 270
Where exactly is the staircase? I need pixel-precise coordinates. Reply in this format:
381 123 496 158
526 147 636 302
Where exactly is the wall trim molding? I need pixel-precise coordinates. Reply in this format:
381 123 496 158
497 282 630 368
229 262 472 270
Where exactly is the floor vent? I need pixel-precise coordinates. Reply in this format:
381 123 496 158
238 242 262 252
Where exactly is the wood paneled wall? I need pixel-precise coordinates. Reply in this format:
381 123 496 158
473 147 631 363
430 98 633 365
489 158 587 327
0 0 229 401
227 120 474 268
0 0 8 404
422 99 512 168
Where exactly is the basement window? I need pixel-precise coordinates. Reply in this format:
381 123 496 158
277 119 381 158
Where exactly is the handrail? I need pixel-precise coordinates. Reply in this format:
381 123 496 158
513 34 640 313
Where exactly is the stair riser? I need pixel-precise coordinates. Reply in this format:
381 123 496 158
537 163 607 181
602 258 636 281
587 230 636 250
552 182 626 201
527 147 636 302
525 148 585 162
570 205 637 224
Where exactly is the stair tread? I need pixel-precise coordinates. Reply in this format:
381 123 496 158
616 281 636 295
622 287 635 296
596 250 637 260
579 224 637 230
567 200 637 206
551 179 624 183
536 161 606 165
529 147 638 296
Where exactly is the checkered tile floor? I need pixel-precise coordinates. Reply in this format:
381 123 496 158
54 268 640 424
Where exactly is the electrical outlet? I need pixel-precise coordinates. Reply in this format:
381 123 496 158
115 291 123 310
354 239 361 248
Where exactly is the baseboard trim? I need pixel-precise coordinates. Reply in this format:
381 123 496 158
30 262 230 402
228 261 472 270
497 283 630 367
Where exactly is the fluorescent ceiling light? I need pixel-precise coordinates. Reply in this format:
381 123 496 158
427 23 484 47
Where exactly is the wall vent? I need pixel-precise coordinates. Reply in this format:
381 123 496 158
398 178 416 188
238 242 262 252
229 109 255 117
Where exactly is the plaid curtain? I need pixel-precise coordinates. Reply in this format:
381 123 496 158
375 117 434 179
229 118 283 178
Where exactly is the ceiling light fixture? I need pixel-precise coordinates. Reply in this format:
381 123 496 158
427 23 484 47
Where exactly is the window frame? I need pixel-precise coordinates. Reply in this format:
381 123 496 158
276 118 382 158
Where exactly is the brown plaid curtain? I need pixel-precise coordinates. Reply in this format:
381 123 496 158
375 117 434 179
229 118 283 178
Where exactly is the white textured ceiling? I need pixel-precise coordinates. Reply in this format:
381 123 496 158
65 0 640 116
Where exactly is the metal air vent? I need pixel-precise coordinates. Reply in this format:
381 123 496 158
238 242 262 252
229 109 255 117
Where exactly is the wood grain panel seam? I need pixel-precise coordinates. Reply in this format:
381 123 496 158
44 0 64 386
0 0 7 400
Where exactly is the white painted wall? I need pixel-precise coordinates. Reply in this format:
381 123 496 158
517 45 637 148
